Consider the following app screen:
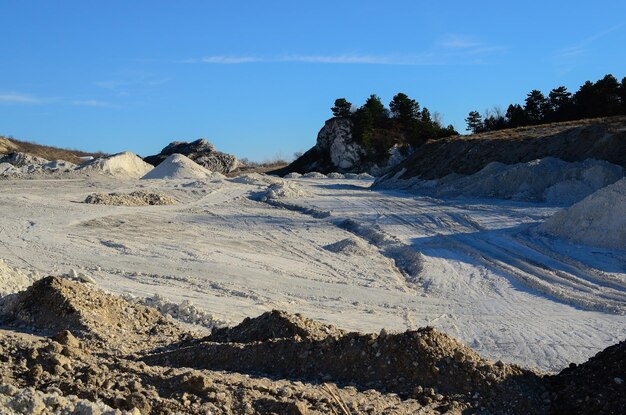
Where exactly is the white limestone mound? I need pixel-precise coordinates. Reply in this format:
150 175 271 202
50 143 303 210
79 152 153 178
43 160 77 172
324 238 373 256
344 172 375 180
327 172 345 179
379 158 623 205
230 173 281 186
0 152 49 168
0 153 77 177
260 181 311 201
141 153 212 180
0 163 19 176
435 158 624 203
133 293 229 330
539 177 626 250
0 260 39 297
302 172 327 178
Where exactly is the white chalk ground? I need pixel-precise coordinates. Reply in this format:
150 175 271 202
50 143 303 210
0 174 624 373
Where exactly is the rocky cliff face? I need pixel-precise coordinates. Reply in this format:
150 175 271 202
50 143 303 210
145 139 239 174
271 118 406 176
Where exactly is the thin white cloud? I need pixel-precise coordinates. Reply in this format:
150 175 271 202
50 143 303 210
0 93 44 104
94 75 171 93
200 56 261 64
279 54 400 64
554 23 624 60
72 99 117 108
94 80 132 90
194 53 447 66
438 34 481 49
191 36 504 67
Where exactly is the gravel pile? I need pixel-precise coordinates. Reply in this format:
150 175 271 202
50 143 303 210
84 191 177 206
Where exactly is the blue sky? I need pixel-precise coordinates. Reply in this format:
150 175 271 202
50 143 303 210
1 1 625 161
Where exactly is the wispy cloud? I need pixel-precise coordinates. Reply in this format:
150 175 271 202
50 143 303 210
280 54 407 64
94 74 171 95
189 35 504 67
94 80 133 90
0 93 44 104
199 56 261 64
554 23 624 60
72 99 117 108
190 54 402 65
0 92 120 108
438 34 481 49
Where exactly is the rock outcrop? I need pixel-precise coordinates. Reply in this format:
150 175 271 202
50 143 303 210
270 118 409 176
144 139 239 174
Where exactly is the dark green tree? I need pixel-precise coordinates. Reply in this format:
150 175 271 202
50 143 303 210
362 94 388 124
465 110 484 133
505 104 526 127
573 81 596 118
547 86 573 121
524 90 548 124
389 93 420 123
331 98 353 117
593 74 621 116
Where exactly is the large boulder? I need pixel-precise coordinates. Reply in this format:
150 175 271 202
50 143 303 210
270 118 406 176
144 139 239 174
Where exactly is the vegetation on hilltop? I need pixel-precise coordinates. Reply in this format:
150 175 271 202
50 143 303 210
0 135 106 164
466 74 626 133
330 93 459 158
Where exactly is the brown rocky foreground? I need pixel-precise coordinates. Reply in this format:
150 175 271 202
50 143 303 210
0 277 623 414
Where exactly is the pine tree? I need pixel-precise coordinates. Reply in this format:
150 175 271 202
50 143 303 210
465 111 484 133
331 98 353 117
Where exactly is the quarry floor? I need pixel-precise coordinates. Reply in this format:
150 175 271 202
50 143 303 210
0 174 624 373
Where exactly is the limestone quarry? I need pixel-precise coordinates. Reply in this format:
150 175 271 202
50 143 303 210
0 117 625 414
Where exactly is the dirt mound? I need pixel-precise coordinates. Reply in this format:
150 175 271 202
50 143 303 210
79 152 154 178
84 191 177 206
209 310 344 343
0 276 185 353
140 154 212 180
539 177 626 249
0 331 431 415
549 340 626 414
378 116 626 182
3 278 623 414
144 311 545 413
0 383 124 415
